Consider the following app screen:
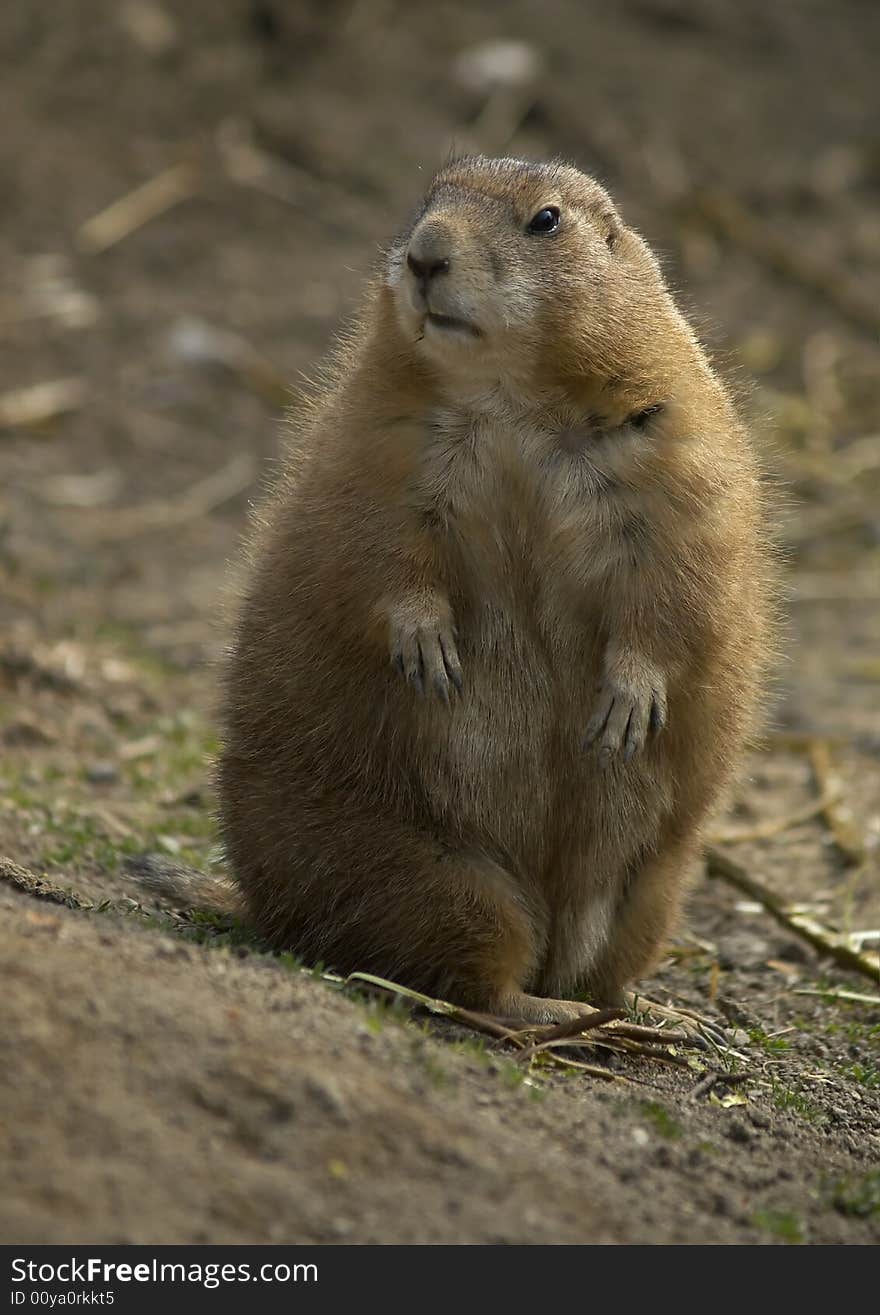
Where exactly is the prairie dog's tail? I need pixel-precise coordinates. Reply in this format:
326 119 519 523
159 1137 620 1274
124 854 241 917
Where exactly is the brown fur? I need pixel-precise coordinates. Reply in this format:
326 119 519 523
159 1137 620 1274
216 157 773 1023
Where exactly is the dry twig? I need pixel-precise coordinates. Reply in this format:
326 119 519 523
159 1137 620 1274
0 378 87 430
706 846 879 981
71 454 255 542
77 160 201 254
0 857 92 911
342 971 727 1079
709 790 840 845
792 987 880 1005
807 740 866 867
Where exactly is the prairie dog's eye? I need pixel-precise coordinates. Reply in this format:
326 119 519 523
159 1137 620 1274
526 206 560 235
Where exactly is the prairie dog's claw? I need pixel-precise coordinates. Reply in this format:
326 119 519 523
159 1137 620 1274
584 665 666 766
390 616 462 704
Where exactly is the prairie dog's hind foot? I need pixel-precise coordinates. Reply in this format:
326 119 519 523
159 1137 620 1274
625 993 728 1047
491 992 599 1027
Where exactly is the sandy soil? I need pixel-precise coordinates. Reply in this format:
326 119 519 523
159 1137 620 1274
1 0 878 1245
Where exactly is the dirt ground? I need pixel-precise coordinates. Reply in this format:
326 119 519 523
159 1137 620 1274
1 0 879 1246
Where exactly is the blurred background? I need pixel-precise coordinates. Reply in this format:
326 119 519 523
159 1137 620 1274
1 0 879 1248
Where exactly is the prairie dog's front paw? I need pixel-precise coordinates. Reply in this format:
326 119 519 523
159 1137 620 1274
388 600 462 704
583 657 666 768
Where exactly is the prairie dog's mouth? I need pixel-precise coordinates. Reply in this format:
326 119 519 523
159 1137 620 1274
424 312 481 338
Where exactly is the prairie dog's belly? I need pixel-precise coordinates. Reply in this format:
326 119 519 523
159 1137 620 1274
413 597 589 876
408 408 675 877
409 454 604 876
407 586 674 907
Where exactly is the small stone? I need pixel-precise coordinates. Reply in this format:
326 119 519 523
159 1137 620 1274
3 718 57 747
452 39 542 94
717 931 771 970
771 938 810 965
86 761 119 784
118 1 179 58
304 1073 350 1125
725 1117 752 1145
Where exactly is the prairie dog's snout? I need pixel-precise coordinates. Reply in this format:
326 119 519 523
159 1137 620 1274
406 220 452 291
401 212 487 341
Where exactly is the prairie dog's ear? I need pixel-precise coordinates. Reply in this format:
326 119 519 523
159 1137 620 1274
600 211 622 250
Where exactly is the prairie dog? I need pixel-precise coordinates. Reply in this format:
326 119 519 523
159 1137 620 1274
217 157 771 1023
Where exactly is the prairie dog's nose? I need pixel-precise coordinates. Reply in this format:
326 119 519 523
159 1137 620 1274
406 249 450 284
406 223 452 286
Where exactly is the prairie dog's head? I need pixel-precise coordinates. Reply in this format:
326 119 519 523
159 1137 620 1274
386 156 666 397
